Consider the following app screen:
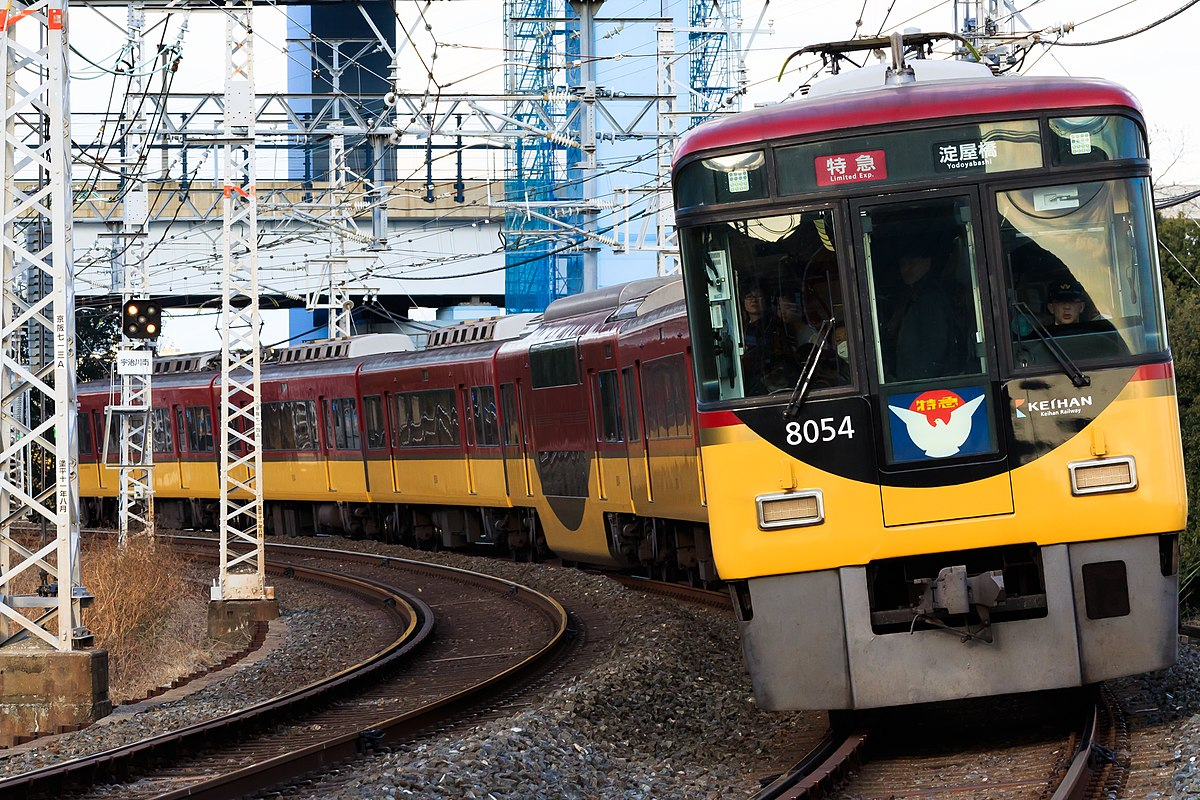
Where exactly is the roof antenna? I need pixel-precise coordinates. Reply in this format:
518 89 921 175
885 31 916 85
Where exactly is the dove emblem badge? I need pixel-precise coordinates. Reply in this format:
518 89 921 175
887 388 990 461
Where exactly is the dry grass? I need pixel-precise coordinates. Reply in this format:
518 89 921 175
83 537 230 701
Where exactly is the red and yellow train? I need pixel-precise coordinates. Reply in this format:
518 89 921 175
79 38 1186 710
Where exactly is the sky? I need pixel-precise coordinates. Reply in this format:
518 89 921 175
390 0 1200 188
72 0 1200 354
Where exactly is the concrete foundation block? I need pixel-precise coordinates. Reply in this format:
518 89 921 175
208 599 280 643
0 646 110 737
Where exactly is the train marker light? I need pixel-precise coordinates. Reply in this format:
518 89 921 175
756 490 824 530
122 300 162 340
1069 457 1137 496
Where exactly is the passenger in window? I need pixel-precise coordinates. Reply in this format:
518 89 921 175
886 238 964 382
740 283 792 394
740 285 769 348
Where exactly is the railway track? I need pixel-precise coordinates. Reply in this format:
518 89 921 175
748 684 1129 800
0 537 570 800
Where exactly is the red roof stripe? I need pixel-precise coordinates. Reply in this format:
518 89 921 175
674 77 1140 164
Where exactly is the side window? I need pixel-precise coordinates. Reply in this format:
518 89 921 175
174 407 186 452
327 397 360 450
530 340 580 388
77 412 93 455
470 386 499 447
593 370 623 443
151 408 173 454
499 383 521 448
294 401 319 450
394 391 460 448
621 367 641 442
185 406 214 452
641 356 691 440
362 395 386 449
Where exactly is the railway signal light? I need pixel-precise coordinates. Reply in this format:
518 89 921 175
122 300 161 340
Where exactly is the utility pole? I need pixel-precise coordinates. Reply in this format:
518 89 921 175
0 0 109 738
210 0 277 638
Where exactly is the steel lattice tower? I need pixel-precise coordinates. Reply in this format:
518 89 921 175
503 0 582 313
689 0 741 125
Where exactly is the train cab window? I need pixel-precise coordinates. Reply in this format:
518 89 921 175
1048 115 1145 167
326 397 360 451
682 207 853 402
499 383 521 448
861 195 998 465
998 178 1166 368
362 395 386 450
77 412 93 455
184 406 214 452
861 196 987 385
675 150 768 209
470 386 500 447
151 408 173 454
593 370 623 443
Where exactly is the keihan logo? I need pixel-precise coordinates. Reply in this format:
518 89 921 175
889 389 985 458
1013 398 1027 419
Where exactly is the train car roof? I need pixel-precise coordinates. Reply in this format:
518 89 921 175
542 275 677 323
674 75 1141 164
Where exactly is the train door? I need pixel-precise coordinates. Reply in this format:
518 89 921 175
852 190 1013 525
499 381 532 498
385 391 402 493
589 368 631 503
93 410 110 489
318 396 335 492
624 363 653 502
172 405 187 489
461 385 477 495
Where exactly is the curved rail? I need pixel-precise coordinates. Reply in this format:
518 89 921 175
751 728 868 800
0 537 571 800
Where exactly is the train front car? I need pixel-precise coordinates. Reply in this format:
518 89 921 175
674 53 1186 709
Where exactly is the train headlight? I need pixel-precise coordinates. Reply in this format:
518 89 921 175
1068 456 1137 496
756 490 824 530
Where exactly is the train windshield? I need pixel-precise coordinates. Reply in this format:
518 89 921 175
681 208 852 403
999 177 1166 367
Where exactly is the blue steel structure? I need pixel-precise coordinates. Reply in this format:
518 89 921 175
502 0 583 314
290 1 742 316
503 0 741 313
689 0 740 126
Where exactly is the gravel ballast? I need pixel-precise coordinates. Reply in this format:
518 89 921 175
2 535 1199 799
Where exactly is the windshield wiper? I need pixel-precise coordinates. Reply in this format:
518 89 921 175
783 318 835 421
1012 301 1090 388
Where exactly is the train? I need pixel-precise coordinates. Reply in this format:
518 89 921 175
79 35 1186 710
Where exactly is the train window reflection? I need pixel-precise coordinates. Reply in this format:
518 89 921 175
998 178 1166 368
682 208 852 403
